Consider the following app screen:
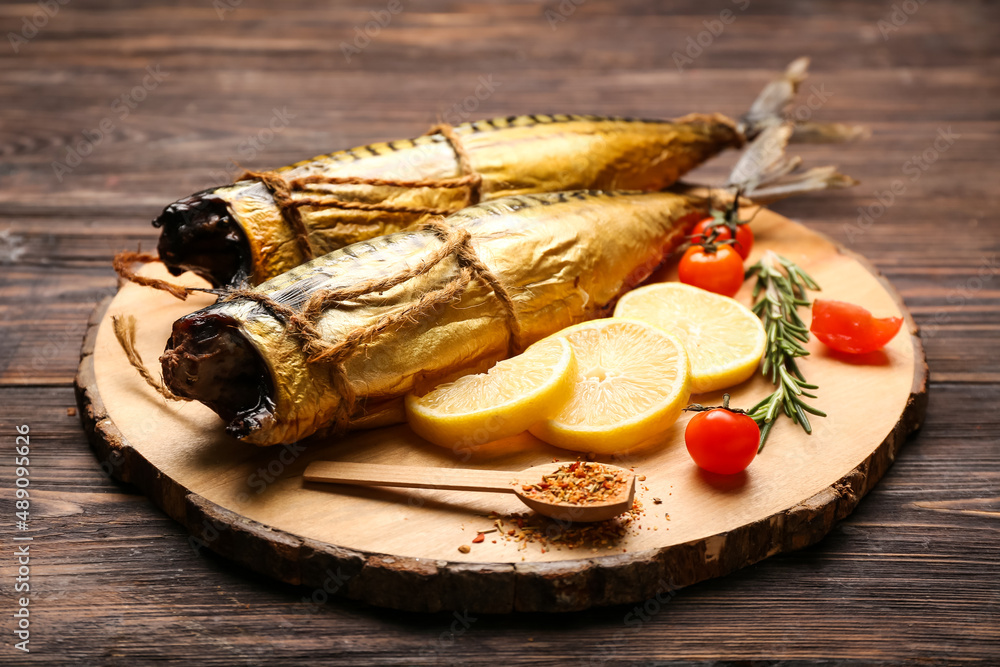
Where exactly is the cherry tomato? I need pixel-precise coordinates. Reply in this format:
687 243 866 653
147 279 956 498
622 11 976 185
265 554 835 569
685 407 760 475
691 218 754 260
678 244 744 297
810 299 904 355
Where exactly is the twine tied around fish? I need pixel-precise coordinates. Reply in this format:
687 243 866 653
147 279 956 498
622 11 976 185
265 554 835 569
112 122 483 300
112 216 523 435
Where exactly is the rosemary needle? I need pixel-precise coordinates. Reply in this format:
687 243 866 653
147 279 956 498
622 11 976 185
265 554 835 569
745 250 826 451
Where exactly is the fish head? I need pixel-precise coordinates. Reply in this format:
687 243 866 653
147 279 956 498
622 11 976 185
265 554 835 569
153 189 252 287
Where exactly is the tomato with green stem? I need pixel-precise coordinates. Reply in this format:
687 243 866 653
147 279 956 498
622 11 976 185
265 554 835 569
684 394 760 474
678 243 744 297
810 299 904 354
691 217 754 260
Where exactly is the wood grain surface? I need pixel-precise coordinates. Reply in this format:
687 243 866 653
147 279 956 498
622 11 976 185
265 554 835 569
1 0 998 664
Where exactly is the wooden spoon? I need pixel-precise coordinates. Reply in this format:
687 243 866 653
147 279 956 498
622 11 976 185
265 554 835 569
303 460 636 523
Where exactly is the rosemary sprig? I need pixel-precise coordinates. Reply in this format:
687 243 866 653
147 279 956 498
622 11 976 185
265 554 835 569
745 250 826 451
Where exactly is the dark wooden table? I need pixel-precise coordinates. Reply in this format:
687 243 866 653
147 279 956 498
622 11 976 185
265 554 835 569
2 1 998 664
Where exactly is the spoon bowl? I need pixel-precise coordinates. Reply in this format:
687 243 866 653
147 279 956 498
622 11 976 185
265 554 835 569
509 462 636 522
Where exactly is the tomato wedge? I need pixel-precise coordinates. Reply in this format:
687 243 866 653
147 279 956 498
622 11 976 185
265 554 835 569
810 299 903 354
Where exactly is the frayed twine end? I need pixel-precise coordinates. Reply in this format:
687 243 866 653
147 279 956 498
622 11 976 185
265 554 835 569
111 314 187 403
112 251 192 301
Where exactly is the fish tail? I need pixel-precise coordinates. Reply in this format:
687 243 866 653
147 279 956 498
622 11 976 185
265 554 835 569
739 57 869 144
726 123 858 203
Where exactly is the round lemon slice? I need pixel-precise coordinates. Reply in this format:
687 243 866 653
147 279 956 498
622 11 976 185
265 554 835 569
528 318 691 454
614 282 766 394
405 337 576 448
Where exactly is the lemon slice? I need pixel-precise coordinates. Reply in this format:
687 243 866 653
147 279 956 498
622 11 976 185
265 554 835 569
528 319 690 454
614 282 766 394
405 337 576 448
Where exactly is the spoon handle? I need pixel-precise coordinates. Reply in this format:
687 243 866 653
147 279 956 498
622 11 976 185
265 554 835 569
303 461 519 494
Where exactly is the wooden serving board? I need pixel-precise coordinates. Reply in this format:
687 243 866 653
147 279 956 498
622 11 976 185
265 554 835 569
76 209 927 613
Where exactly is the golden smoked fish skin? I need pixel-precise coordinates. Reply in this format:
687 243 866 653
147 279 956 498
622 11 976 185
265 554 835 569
161 190 708 446
154 113 739 286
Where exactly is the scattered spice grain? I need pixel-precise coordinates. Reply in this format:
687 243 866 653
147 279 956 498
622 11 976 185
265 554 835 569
487 499 646 552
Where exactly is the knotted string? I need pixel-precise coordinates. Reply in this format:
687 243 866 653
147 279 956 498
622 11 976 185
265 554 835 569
113 122 483 296
240 122 482 263
115 217 521 436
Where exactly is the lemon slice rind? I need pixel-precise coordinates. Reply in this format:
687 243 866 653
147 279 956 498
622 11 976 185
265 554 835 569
405 337 576 448
614 282 766 394
528 318 691 454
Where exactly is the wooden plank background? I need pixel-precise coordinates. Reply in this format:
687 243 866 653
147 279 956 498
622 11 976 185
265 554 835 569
1 0 998 663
